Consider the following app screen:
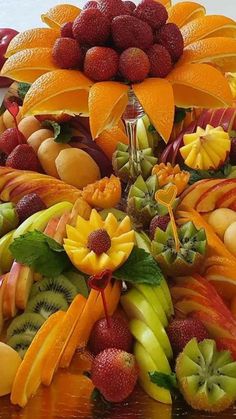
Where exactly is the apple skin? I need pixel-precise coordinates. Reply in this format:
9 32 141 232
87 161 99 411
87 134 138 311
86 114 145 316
44 217 60 237
53 211 71 244
0 28 19 88
196 179 236 213
216 188 236 208
179 179 220 210
15 265 33 310
3 262 19 318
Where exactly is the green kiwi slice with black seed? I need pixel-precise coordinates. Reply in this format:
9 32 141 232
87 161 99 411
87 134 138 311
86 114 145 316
30 274 77 304
7 312 45 340
7 334 33 359
26 290 68 319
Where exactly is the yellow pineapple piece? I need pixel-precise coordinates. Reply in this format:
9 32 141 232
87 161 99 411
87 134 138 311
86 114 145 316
180 125 231 170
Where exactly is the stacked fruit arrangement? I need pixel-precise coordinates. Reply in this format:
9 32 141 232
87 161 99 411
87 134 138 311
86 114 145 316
1 0 236 416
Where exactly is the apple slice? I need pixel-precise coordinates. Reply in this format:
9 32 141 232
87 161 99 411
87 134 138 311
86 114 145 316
3 263 20 318
53 211 71 245
179 179 223 209
0 229 15 274
200 109 214 129
216 188 236 208
209 108 227 128
43 216 60 237
133 283 168 327
29 202 73 232
0 275 7 333
193 310 236 340
15 265 34 310
220 108 236 132
196 179 236 213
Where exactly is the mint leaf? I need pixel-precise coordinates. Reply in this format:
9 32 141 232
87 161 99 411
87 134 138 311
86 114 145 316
113 246 163 285
149 372 178 391
42 120 73 143
148 124 156 133
10 230 71 276
186 163 232 185
18 82 31 100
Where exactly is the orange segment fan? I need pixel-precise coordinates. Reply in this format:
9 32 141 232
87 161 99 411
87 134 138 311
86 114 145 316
41 4 81 29
168 1 206 28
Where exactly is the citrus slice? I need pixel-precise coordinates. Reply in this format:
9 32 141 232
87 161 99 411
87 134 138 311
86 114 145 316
89 81 129 139
1 48 57 83
155 0 172 7
181 15 236 46
22 69 93 117
167 63 233 108
5 28 59 58
41 4 81 29
179 37 236 72
133 78 174 143
95 125 128 159
167 1 206 28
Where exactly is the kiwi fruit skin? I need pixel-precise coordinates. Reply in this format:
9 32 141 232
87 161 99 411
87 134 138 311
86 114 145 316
8 334 33 359
30 275 77 304
176 338 236 412
26 290 68 320
7 312 45 340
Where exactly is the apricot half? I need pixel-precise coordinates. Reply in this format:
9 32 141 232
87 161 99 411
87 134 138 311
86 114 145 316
37 138 71 178
27 128 53 152
0 342 21 396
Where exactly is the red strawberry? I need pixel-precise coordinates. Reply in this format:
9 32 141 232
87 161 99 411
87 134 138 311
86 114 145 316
73 9 110 46
87 228 111 254
97 0 126 20
60 22 74 38
0 151 7 166
52 37 82 69
84 47 119 81
119 47 150 82
111 15 153 51
167 318 209 355
149 214 170 239
134 0 168 29
0 128 26 155
83 1 98 9
91 348 138 402
6 144 40 171
123 1 136 13
89 314 133 355
155 23 184 62
15 193 47 223
147 44 172 77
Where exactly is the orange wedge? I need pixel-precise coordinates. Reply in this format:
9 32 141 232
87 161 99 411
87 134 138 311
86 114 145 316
11 311 64 408
95 125 128 159
22 69 93 117
133 78 174 143
155 0 172 7
41 4 81 29
1 48 57 83
180 37 236 72
5 28 59 58
89 81 129 139
168 1 206 28
168 63 233 108
181 15 236 47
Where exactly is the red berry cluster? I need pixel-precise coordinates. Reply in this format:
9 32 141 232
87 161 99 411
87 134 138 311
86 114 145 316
52 0 184 83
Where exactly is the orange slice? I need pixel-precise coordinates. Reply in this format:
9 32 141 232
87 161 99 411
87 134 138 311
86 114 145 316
167 63 233 108
133 78 174 143
5 28 59 58
168 1 206 28
89 81 129 139
95 125 128 159
41 4 81 29
22 69 93 117
155 0 172 7
180 37 236 72
1 48 57 83
181 15 236 47
11 311 64 408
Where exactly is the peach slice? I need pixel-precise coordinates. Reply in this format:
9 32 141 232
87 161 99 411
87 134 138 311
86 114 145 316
41 294 86 386
196 179 236 213
11 311 64 408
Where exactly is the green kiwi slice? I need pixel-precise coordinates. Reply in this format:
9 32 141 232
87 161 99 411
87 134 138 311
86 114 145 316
8 334 33 359
64 271 89 298
26 290 68 319
30 275 77 304
7 312 45 340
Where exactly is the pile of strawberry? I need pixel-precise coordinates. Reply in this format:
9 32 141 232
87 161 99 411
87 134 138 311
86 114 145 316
52 0 184 82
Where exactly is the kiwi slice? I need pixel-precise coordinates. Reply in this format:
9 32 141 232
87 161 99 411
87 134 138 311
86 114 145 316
7 312 45 340
26 290 68 319
64 271 89 298
30 275 77 304
176 338 236 412
8 334 33 359
151 221 207 276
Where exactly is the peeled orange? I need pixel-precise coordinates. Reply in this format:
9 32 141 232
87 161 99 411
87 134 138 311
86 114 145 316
41 4 81 29
168 1 206 28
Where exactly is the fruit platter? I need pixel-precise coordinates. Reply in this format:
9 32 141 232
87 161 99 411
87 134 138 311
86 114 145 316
1 0 236 417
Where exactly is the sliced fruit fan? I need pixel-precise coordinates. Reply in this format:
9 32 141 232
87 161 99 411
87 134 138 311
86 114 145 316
1 0 236 415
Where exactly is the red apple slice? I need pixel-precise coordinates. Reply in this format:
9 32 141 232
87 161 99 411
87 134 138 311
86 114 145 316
15 265 34 310
220 108 236 132
179 179 223 209
216 337 236 360
196 179 236 213
44 216 60 237
192 310 236 339
3 263 19 318
216 187 236 208
209 109 226 127
53 211 71 244
200 109 214 129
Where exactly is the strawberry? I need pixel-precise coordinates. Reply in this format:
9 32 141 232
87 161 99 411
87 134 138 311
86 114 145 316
87 228 111 254
0 128 26 155
73 9 110 46
167 318 209 355
123 1 136 13
0 151 7 166
89 314 133 355
149 214 170 239
60 22 74 38
155 23 184 62
83 1 98 9
91 348 138 402
134 0 168 29
111 15 153 51
15 193 46 223
6 144 41 171
84 47 119 81
52 37 82 69
147 44 172 77
119 47 150 82
97 0 126 20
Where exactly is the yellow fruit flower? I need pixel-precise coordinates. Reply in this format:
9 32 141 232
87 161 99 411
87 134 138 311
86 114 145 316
64 209 135 275
180 124 231 170
226 72 236 99
152 162 190 195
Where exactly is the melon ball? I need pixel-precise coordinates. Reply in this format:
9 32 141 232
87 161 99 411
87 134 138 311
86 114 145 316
0 342 21 396
18 116 42 139
55 148 101 189
224 221 236 256
208 208 236 240
3 107 22 129
37 138 71 178
27 129 53 152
